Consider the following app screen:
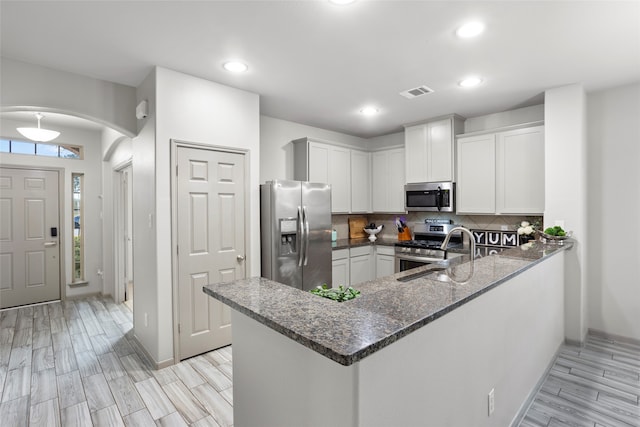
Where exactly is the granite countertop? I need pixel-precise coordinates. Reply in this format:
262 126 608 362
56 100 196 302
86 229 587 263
203 240 573 366
332 237 398 250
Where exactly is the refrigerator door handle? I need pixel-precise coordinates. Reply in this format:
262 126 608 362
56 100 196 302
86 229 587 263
303 206 310 266
297 206 304 267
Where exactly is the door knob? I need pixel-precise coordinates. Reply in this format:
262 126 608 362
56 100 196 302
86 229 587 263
237 255 245 262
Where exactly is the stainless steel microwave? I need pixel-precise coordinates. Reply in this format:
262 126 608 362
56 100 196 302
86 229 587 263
404 182 455 212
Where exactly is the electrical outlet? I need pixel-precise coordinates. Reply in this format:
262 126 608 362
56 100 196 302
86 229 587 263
488 388 495 416
144 312 149 327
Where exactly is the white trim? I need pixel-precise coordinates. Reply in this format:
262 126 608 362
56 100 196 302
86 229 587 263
170 139 250 363
113 159 133 304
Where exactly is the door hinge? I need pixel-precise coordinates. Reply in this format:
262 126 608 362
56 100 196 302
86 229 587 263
176 245 179 255
178 323 181 333
176 165 178 176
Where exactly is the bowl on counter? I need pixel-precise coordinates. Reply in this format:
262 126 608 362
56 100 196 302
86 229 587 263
538 230 572 244
363 225 383 242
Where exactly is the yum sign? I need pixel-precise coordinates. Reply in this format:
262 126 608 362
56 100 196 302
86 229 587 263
471 230 519 247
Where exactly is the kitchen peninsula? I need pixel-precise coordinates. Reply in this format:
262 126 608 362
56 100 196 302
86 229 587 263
203 241 572 427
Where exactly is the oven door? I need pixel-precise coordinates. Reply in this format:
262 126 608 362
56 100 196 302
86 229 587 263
395 254 440 273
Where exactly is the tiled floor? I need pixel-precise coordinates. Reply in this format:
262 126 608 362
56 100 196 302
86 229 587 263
0 296 233 426
2 296 638 427
519 334 640 427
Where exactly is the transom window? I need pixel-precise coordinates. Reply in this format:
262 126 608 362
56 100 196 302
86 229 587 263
0 138 82 159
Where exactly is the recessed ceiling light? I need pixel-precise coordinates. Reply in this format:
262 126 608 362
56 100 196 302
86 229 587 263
360 106 379 115
223 61 248 73
456 21 485 38
329 0 356 5
458 77 483 88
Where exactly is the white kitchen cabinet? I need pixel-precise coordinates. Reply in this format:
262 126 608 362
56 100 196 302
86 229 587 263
351 150 371 213
332 248 350 288
456 133 496 214
372 148 405 212
349 245 373 286
456 125 544 214
404 116 464 183
495 126 545 214
294 138 351 213
375 245 395 278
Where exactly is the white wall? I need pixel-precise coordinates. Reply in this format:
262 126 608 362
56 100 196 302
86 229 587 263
0 57 137 137
587 82 640 341
544 84 588 343
0 118 104 298
366 131 404 151
134 67 260 365
464 104 544 133
132 69 159 362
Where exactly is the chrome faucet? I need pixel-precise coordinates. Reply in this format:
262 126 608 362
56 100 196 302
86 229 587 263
440 226 475 260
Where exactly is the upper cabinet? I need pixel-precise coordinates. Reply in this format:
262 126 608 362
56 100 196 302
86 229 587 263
404 116 464 183
350 150 371 213
294 138 371 214
372 147 405 212
456 125 544 215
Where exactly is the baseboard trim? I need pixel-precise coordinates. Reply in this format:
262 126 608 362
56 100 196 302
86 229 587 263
129 333 174 370
509 341 563 427
588 328 640 346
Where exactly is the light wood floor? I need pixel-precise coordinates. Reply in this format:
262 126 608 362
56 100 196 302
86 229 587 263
0 296 233 427
2 296 638 427
519 335 640 427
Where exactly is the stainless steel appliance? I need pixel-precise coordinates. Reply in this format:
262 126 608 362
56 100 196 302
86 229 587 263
394 220 463 273
404 181 455 212
260 180 332 291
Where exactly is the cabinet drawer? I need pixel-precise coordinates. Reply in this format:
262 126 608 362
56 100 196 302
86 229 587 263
332 248 349 261
350 245 372 257
375 245 395 256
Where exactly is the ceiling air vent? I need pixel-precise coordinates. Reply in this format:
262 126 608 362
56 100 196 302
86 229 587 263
399 85 435 99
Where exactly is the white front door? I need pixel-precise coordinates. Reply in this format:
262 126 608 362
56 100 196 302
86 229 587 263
176 146 246 360
0 167 61 309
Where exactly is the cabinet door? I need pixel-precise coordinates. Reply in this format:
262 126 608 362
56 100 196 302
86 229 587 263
404 124 427 183
456 134 496 214
375 247 395 279
427 119 453 182
308 142 330 184
332 257 350 288
388 148 405 212
496 126 544 214
351 150 371 213
329 146 351 213
350 248 372 286
371 151 388 212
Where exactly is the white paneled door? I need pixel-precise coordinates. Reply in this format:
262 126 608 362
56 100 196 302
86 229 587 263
176 146 246 360
0 167 60 309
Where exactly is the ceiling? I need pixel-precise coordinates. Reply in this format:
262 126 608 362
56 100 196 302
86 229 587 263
1 1 639 138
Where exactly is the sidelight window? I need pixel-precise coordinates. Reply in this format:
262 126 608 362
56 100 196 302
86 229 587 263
72 173 84 282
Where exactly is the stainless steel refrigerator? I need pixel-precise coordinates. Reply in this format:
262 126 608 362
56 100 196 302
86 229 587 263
260 180 332 291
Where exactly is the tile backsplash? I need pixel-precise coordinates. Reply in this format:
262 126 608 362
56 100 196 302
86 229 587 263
332 212 543 240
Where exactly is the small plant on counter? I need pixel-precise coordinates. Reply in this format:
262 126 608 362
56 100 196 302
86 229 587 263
310 284 361 302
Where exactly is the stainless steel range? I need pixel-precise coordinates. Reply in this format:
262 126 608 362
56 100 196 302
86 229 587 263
394 220 463 273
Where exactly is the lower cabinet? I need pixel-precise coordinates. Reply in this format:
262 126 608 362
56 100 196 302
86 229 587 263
375 246 395 278
331 249 350 288
333 245 396 288
350 246 373 286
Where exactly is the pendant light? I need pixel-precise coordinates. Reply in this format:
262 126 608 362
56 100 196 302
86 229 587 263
17 113 60 142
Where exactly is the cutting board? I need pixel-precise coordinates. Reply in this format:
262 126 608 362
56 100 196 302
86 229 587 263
348 217 367 239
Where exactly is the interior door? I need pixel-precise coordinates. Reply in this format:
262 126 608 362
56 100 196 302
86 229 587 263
0 167 60 308
176 146 246 360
